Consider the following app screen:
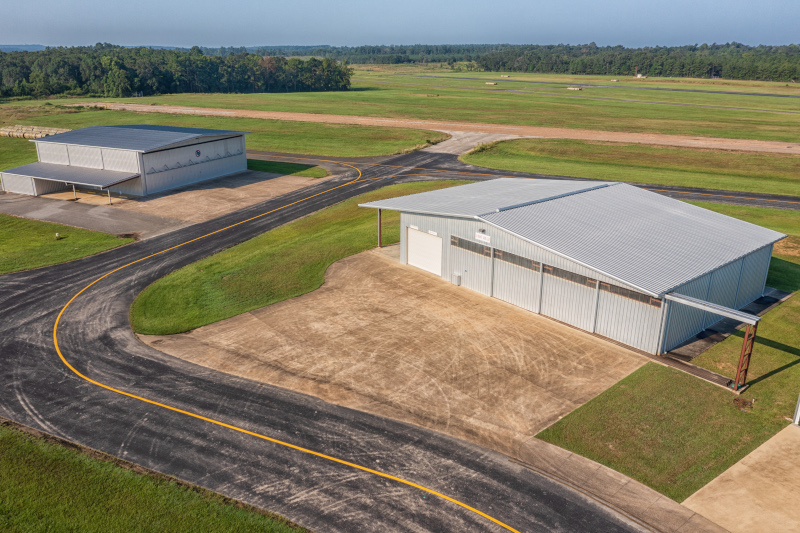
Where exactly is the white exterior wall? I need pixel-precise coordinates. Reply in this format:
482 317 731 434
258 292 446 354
101 149 140 173
398 212 666 353
67 146 103 169
0 173 36 195
33 178 69 195
37 143 70 165
142 136 246 194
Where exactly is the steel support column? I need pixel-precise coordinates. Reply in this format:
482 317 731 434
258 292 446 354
378 209 382 248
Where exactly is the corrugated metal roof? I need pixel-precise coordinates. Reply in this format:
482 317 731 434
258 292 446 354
359 178 614 218
32 125 246 153
362 178 786 296
1 162 139 189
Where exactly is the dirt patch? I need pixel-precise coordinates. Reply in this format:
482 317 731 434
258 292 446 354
775 236 800 257
140 249 645 459
76 102 800 155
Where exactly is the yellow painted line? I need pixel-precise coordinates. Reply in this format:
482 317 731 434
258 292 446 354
51 160 521 533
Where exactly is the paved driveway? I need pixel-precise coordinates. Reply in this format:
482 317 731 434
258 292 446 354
142 247 645 458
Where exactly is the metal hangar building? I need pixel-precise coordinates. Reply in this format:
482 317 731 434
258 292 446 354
0 125 247 199
361 179 785 356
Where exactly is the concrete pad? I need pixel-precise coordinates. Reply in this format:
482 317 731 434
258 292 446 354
421 131 527 155
0 192 187 239
40 169 334 224
141 249 646 459
683 424 800 533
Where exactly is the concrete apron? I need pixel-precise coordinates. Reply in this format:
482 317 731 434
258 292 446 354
683 424 800 533
140 249 726 532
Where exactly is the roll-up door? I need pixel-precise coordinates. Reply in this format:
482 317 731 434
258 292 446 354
407 228 442 276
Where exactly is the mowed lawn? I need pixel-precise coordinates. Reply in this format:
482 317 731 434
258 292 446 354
462 138 800 197
247 159 327 178
0 104 448 161
537 202 800 502
0 214 133 275
59 69 800 143
0 422 304 532
130 180 471 335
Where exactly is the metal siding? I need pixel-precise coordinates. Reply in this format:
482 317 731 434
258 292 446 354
595 291 663 352
736 246 773 307
33 178 68 195
67 145 103 169
663 273 712 351
0 173 35 195
108 177 144 196
449 245 492 295
101 149 140 172
540 274 596 331
492 259 540 312
407 228 443 275
37 143 69 165
704 259 744 327
143 151 246 194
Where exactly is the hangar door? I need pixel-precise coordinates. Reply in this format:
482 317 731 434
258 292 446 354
407 228 442 276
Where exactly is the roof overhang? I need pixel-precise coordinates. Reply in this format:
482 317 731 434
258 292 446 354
0 162 140 190
665 293 760 325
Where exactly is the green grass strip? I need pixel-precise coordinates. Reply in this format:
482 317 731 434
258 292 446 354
131 180 471 335
247 159 327 178
538 202 800 502
0 214 133 275
462 138 800 197
0 421 304 532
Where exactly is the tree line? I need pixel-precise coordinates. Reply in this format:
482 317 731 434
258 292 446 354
0 44 353 99
201 42 800 81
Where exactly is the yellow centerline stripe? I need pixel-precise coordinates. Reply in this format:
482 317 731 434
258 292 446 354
252 153 800 206
52 160 520 533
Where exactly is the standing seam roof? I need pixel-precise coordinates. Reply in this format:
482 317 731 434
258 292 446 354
32 125 246 153
360 178 785 296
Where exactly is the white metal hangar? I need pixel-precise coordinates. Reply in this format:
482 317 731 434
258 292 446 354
360 179 786 357
0 125 247 199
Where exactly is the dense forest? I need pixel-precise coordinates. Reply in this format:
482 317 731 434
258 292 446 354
195 42 800 81
0 44 352 98
474 43 800 81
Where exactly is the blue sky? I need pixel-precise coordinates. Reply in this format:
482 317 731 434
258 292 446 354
2 0 797 47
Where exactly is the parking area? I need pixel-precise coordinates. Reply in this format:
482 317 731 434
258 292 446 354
141 247 646 457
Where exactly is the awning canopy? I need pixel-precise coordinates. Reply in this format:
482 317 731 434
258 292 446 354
3 162 140 189
665 292 760 325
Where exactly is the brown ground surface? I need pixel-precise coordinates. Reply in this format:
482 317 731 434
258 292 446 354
683 424 800 533
80 102 800 155
140 247 645 458
41 169 333 224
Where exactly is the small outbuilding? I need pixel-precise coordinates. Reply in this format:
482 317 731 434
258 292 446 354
0 124 247 199
361 179 785 367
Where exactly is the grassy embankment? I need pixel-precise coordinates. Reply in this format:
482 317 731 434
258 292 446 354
130 181 470 335
0 103 448 169
537 202 800 502
462 138 800 197
48 69 800 143
0 214 133 275
0 421 304 532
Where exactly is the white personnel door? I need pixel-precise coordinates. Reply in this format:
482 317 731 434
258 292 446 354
407 228 442 276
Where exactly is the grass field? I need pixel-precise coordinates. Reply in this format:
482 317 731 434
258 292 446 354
0 214 133 275
31 67 799 143
247 159 327 178
130 180 471 335
537 202 800 502
461 138 800 196
0 421 303 532
0 105 448 164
